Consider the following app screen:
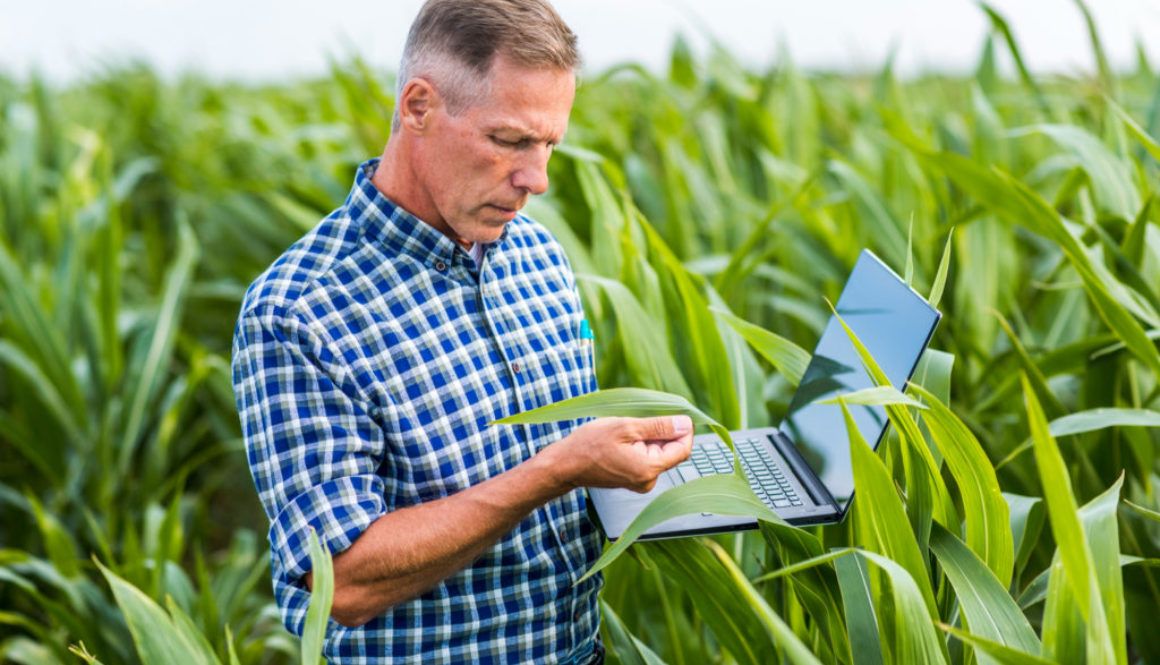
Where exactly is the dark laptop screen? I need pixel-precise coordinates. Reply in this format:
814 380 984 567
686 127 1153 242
779 250 940 510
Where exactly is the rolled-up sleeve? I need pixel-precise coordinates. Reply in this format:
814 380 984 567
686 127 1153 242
232 304 387 584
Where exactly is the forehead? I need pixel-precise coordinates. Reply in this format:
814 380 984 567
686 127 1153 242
469 57 576 139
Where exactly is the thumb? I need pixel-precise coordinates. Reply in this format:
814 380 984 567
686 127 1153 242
639 415 693 442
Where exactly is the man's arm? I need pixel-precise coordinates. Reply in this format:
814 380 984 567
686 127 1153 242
311 415 692 627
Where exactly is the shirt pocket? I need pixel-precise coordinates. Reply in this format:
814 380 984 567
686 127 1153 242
518 341 594 408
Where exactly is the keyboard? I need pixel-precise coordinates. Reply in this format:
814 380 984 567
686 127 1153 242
676 438 803 510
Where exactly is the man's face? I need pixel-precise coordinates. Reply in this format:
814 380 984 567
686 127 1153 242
413 55 576 248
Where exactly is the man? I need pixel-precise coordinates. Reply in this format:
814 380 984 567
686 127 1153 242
231 1 693 663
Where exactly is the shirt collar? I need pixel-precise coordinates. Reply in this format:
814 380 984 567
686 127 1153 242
349 158 507 270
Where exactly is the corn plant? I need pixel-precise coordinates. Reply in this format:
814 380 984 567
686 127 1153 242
2 0 1160 663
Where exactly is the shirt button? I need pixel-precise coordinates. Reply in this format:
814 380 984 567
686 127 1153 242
572 610 581 622
558 528 567 542
434 260 447 272
512 362 521 373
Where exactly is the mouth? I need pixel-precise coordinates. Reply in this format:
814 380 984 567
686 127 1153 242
485 203 522 220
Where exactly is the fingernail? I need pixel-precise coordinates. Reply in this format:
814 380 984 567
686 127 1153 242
672 415 691 435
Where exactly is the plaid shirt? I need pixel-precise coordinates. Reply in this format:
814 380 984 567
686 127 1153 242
232 159 603 664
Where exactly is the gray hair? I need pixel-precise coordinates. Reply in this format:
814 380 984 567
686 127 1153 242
392 0 580 132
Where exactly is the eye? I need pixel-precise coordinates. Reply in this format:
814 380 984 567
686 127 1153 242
489 135 521 148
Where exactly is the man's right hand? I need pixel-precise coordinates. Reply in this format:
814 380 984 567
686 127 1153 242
540 416 694 493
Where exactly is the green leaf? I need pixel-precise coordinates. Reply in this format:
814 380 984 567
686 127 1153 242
705 540 826 665
886 118 1160 383
580 473 780 583
840 398 940 621
939 624 1056 665
491 387 716 427
579 275 694 397
118 215 200 476
928 522 1040 659
1079 476 1127 665
301 529 334 665
648 541 777 665
600 600 670 665
834 306 955 549
224 625 242 665
979 3 1051 115
164 596 220 665
711 306 810 386
835 552 885 665
1108 99 1160 163
68 642 107 665
0 340 87 456
1004 493 1046 582
856 550 947 664
641 220 742 427
96 560 218 665
928 231 953 308
1045 407 1160 437
998 407 1160 470
1123 499 1160 523
819 385 926 410
1022 375 1118 664
1015 124 1139 220
828 160 909 270
910 384 1014 586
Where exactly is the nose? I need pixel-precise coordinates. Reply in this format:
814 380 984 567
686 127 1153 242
511 145 551 196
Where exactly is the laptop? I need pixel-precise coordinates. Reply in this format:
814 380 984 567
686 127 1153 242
588 249 941 540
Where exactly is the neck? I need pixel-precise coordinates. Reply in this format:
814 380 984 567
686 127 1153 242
371 139 470 250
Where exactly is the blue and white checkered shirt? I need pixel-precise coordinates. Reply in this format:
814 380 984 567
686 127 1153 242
232 158 604 664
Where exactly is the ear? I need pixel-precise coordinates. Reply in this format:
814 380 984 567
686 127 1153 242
397 78 438 134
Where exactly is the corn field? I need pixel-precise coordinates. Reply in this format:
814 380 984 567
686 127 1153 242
3 3 1160 663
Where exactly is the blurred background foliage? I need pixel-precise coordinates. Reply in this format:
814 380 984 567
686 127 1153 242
2 2 1160 663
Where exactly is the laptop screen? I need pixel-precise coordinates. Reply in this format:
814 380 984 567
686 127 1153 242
778 250 940 510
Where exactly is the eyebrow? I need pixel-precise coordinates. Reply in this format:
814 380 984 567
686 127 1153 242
487 123 566 144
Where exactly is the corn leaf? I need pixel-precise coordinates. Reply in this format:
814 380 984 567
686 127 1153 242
1108 99 1160 163
1022 375 1118 664
648 541 778 665
600 600 670 665
819 385 926 410
856 550 948 665
911 384 1014 586
301 529 334 665
579 274 694 397
928 231 953 308
835 551 885 665
939 624 1056 665
96 560 218 665
928 522 1039 659
491 387 715 427
118 216 200 476
710 306 810 386
705 540 826 665
834 307 955 549
1014 124 1138 220
840 398 940 621
580 473 780 582
1004 493 1046 582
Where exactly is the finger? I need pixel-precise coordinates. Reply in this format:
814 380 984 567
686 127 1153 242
636 415 693 442
651 434 693 468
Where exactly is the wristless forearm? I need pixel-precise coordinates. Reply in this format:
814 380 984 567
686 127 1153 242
318 445 575 626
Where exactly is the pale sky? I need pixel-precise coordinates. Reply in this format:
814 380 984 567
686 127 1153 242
2 0 1159 83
